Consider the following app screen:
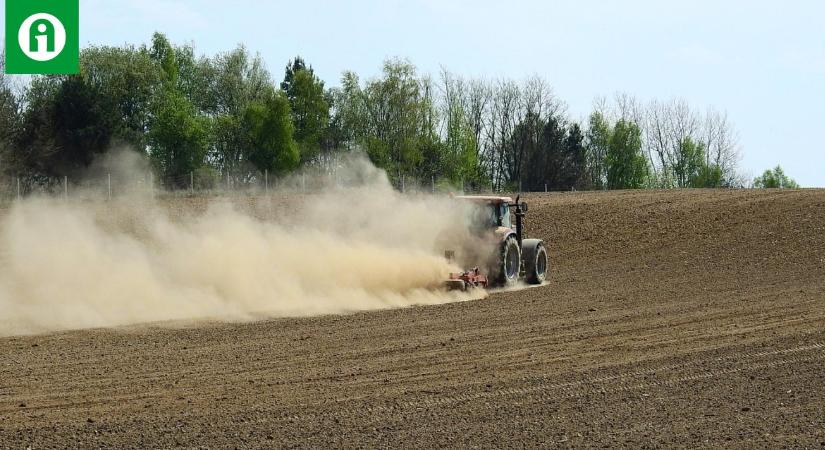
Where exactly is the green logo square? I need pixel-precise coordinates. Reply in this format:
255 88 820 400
4 0 79 74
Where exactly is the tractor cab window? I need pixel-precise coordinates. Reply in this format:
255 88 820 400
484 204 499 227
500 203 511 228
470 202 510 229
469 203 499 231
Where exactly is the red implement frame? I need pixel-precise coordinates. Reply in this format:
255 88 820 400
446 268 488 291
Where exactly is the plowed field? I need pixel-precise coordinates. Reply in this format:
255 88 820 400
1 189 823 448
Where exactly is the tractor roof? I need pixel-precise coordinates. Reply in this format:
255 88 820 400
454 195 514 204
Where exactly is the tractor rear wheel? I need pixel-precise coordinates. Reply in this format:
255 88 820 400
522 239 548 284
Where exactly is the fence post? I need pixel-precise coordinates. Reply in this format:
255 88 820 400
108 173 112 200
431 175 435 194
545 183 547 193
401 175 405 193
265 169 268 194
17 177 20 200
302 173 306 193
191 172 194 193
64 176 68 199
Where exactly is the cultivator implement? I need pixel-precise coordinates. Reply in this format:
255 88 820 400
446 267 489 291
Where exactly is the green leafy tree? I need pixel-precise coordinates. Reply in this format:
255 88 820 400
453 116 485 188
16 44 158 178
585 112 611 189
439 96 485 186
692 163 723 188
435 70 488 189
148 88 209 188
673 137 707 188
369 59 434 180
209 113 245 179
211 46 272 116
166 44 275 182
332 72 365 144
81 44 161 148
415 134 446 185
753 165 799 188
333 59 435 185
319 89 347 164
606 120 649 189
174 44 217 112
242 89 299 175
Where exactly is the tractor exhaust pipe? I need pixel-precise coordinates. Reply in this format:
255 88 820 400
514 195 525 247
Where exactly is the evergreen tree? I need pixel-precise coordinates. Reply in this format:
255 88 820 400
540 116 568 190
280 57 329 164
565 123 587 189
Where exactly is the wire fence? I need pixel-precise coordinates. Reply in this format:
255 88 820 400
0 171 535 204
0 160 596 205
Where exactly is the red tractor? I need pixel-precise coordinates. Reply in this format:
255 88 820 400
446 195 548 290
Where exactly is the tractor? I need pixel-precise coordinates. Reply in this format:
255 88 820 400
446 195 548 290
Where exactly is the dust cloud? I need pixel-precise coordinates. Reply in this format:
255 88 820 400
0 157 486 336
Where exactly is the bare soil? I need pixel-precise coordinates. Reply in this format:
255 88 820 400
1 189 823 448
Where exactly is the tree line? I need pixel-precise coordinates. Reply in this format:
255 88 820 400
0 33 798 191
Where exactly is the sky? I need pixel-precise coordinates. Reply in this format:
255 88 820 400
4 0 824 186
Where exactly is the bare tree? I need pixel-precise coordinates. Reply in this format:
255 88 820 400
645 99 673 185
485 79 522 190
642 98 701 187
464 77 492 181
702 107 742 186
613 92 645 124
438 68 465 142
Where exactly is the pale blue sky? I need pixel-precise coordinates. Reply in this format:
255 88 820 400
4 0 824 186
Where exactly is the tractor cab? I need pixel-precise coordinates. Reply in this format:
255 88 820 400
454 195 526 240
456 195 512 224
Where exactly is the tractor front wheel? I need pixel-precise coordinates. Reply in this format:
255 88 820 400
494 236 521 287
